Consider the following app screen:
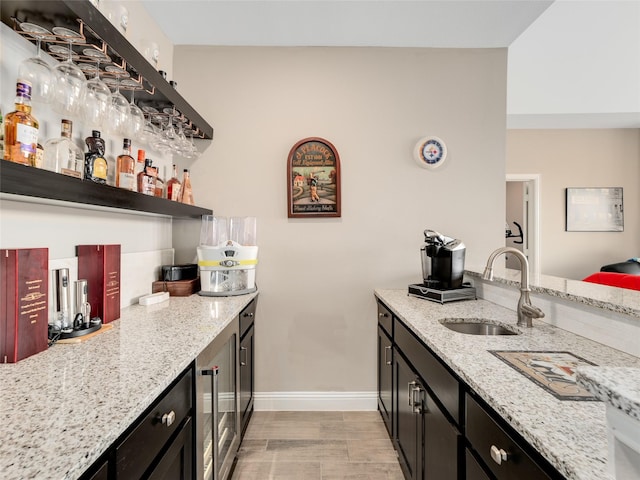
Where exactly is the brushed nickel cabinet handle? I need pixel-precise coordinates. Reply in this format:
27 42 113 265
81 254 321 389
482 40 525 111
384 346 392 365
161 410 176 427
490 445 508 465
240 346 247 366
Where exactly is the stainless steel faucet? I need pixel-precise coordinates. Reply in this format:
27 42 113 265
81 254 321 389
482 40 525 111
482 247 545 327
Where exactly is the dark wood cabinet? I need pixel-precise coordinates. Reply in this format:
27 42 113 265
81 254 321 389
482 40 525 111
394 352 423 480
79 366 194 480
375 298 564 480
85 461 109 480
378 325 393 436
116 369 193 479
393 328 459 480
466 393 558 480
466 448 492 480
147 416 193 480
239 299 257 437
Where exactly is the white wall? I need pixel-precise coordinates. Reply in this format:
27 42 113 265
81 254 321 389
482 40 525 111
506 129 640 280
173 46 507 402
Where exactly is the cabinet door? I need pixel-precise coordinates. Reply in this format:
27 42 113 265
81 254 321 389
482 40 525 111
466 448 492 480
423 391 458 480
378 325 393 436
240 325 254 436
148 416 194 480
395 352 423 480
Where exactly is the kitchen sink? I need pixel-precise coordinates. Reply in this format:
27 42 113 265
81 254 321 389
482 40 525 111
440 318 519 336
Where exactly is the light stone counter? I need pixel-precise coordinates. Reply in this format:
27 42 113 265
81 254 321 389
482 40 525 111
374 289 640 480
0 292 257 480
576 367 640 422
465 267 640 318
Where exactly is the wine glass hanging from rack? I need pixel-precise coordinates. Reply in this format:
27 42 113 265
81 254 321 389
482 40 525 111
11 16 207 139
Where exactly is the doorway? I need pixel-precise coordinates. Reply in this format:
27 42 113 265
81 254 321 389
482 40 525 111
505 174 540 274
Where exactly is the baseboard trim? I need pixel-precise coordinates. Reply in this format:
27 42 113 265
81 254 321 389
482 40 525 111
254 391 378 411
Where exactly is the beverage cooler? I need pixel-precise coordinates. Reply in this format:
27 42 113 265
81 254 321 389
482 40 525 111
196 320 238 480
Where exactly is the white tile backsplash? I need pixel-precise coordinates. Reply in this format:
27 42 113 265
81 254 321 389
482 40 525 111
48 249 174 324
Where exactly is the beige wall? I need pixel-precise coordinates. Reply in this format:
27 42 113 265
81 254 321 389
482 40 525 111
506 129 640 280
174 46 507 398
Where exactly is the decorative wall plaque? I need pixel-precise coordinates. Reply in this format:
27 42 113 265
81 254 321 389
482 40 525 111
287 137 341 218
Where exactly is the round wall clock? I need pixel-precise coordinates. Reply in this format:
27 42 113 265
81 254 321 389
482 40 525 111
414 136 448 169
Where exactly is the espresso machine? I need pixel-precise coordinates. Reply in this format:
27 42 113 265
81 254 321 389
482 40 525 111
408 229 476 303
197 216 258 296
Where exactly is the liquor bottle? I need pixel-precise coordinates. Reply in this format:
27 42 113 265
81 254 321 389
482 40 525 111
115 138 136 190
4 80 39 165
178 169 194 205
166 164 181 201
134 149 145 189
0 107 4 159
153 167 165 198
137 157 156 195
35 143 44 168
84 130 108 184
43 119 84 178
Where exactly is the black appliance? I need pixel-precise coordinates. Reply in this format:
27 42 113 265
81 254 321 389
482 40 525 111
410 229 476 303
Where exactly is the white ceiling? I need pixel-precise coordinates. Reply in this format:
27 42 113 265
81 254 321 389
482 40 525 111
141 0 640 129
140 0 553 48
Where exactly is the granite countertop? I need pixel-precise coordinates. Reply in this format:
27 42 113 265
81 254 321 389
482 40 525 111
464 267 640 318
0 292 257 480
374 289 640 480
576 367 640 422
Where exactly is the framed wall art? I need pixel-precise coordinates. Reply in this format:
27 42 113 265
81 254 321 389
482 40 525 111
287 137 341 218
565 187 624 232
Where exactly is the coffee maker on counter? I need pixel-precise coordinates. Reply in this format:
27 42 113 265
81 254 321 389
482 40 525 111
408 229 476 303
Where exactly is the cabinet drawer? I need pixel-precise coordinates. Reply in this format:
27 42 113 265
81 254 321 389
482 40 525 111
377 302 393 336
466 393 553 480
395 319 459 424
240 299 256 338
116 369 193 479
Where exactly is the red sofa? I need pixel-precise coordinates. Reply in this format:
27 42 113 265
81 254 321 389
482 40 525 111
582 272 640 291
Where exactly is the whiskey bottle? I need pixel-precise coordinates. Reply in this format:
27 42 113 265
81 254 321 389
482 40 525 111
4 80 39 165
153 167 165 198
43 119 84 178
178 169 194 205
166 164 181 201
115 138 136 190
84 130 108 184
137 157 156 195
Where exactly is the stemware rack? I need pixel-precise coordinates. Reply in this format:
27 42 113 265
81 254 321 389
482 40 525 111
0 0 213 218
0 0 213 139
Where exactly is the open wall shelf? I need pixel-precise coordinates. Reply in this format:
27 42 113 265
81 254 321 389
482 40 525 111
1 161 212 218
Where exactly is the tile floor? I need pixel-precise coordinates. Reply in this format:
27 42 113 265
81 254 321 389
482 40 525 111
231 411 404 479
